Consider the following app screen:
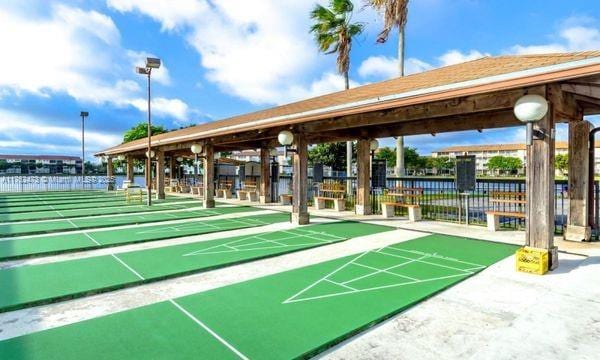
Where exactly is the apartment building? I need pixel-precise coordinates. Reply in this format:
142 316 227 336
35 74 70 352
0 155 82 175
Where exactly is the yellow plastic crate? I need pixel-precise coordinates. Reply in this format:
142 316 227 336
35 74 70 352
515 246 549 275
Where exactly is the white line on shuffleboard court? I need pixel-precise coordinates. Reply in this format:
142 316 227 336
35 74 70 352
168 299 250 360
65 218 79 229
111 254 145 280
83 232 101 246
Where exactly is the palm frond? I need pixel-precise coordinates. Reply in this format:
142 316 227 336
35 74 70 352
366 0 409 43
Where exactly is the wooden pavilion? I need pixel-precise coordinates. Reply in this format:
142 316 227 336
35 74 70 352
97 51 600 270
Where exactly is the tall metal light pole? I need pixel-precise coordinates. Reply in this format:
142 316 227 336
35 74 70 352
136 57 161 206
80 111 89 189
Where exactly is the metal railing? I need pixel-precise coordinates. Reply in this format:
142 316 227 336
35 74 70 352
267 175 598 236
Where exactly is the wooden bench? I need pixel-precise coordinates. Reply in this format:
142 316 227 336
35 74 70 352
314 182 346 211
237 180 259 202
216 180 233 199
485 191 526 231
125 186 143 204
280 194 293 205
381 187 423 221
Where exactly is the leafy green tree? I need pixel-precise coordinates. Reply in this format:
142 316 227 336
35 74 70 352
309 142 355 170
123 123 168 143
555 153 568 175
404 147 425 170
219 151 233 158
0 160 9 171
426 156 454 171
487 156 523 175
367 0 410 175
375 147 396 167
310 0 364 181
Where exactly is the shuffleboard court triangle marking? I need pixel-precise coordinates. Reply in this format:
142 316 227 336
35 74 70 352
283 246 485 304
182 229 342 257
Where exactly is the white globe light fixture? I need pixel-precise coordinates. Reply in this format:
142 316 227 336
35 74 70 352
278 130 294 146
176 157 183 162
145 150 155 158
370 139 379 152
190 143 203 154
514 94 549 146
278 130 296 158
117 155 125 161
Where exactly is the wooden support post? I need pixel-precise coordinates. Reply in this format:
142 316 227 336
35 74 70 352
292 135 309 225
356 139 372 215
156 150 165 200
526 90 558 270
106 156 114 191
203 143 215 208
260 147 271 204
169 156 176 180
565 119 592 241
126 156 134 182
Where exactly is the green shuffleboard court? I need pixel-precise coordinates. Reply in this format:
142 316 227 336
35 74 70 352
0 190 105 200
0 193 124 208
0 205 254 237
0 196 192 215
0 206 262 260
0 199 201 222
0 220 389 312
0 234 517 359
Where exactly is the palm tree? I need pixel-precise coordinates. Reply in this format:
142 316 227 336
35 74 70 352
310 0 364 186
367 0 409 176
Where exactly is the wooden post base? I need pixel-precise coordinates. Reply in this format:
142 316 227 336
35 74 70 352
291 212 310 225
203 199 215 208
355 204 372 216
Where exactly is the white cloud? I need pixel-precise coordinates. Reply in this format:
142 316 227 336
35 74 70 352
437 49 489 66
0 109 122 156
285 73 359 103
0 3 194 123
130 97 190 121
0 4 119 96
107 0 208 31
358 56 433 79
510 17 600 54
108 0 330 105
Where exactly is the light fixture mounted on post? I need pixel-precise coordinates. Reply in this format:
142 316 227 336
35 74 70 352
514 94 549 146
136 57 161 206
145 150 156 159
278 130 295 158
79 111 89 187
369 139 379 157
117 155 125 161
190 143 204 178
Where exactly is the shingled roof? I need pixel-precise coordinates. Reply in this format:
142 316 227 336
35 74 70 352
98 51 600 156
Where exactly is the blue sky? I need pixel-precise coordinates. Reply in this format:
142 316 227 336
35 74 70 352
0 0 599 162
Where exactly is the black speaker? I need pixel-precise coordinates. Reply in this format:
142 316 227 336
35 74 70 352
313 163 324 183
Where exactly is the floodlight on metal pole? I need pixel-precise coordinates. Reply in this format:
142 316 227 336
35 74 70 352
80 111 89 188
136 57 161 206
514 94 549 146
